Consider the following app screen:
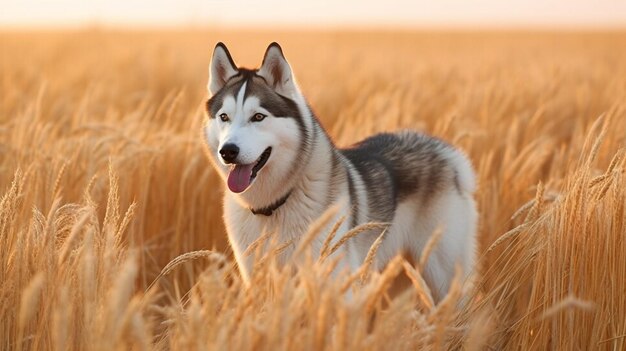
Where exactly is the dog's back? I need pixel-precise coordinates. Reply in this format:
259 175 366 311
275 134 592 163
340 130 477 300
341 131 475 221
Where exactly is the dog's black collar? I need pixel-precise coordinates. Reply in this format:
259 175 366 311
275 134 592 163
250 190 292 216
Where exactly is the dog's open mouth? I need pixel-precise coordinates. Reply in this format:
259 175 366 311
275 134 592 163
227 147 272 193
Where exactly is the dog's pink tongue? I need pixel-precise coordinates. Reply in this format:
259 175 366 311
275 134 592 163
227 164 254 193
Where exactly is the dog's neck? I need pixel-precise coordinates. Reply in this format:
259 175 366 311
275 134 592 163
249 189 292 216
232 116 336 219
266 119 337 217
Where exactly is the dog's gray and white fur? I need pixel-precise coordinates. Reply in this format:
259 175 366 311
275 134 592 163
204 42 477 301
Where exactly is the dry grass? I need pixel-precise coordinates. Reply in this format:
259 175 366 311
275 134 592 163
1 29 626 350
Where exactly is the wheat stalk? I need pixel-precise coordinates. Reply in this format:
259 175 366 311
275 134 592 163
419 226 443 272
150 250 227 290
326 222 388 258
318 216 346 259
17 273 45 351
294 205 340 256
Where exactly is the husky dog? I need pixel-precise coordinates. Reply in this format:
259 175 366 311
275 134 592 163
204 42 477 301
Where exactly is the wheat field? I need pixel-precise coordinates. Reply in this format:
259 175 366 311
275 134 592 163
1 29 625 350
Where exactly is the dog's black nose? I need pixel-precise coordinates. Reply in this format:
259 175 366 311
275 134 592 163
219 143 239 163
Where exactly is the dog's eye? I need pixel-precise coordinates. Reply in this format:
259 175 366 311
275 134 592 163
219 113 229 122
251 113 266 122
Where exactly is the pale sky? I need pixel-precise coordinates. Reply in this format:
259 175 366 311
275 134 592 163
1 0 625 28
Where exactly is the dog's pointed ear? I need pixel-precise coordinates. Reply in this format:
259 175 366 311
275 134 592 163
208 43 238 95
258 43 298 97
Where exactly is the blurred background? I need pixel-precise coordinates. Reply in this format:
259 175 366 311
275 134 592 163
2 0 625 29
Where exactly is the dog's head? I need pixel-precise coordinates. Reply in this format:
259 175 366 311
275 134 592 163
204 43 307 199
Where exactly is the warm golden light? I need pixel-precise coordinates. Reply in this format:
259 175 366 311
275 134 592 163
1 0 625 28
2 0 625 350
